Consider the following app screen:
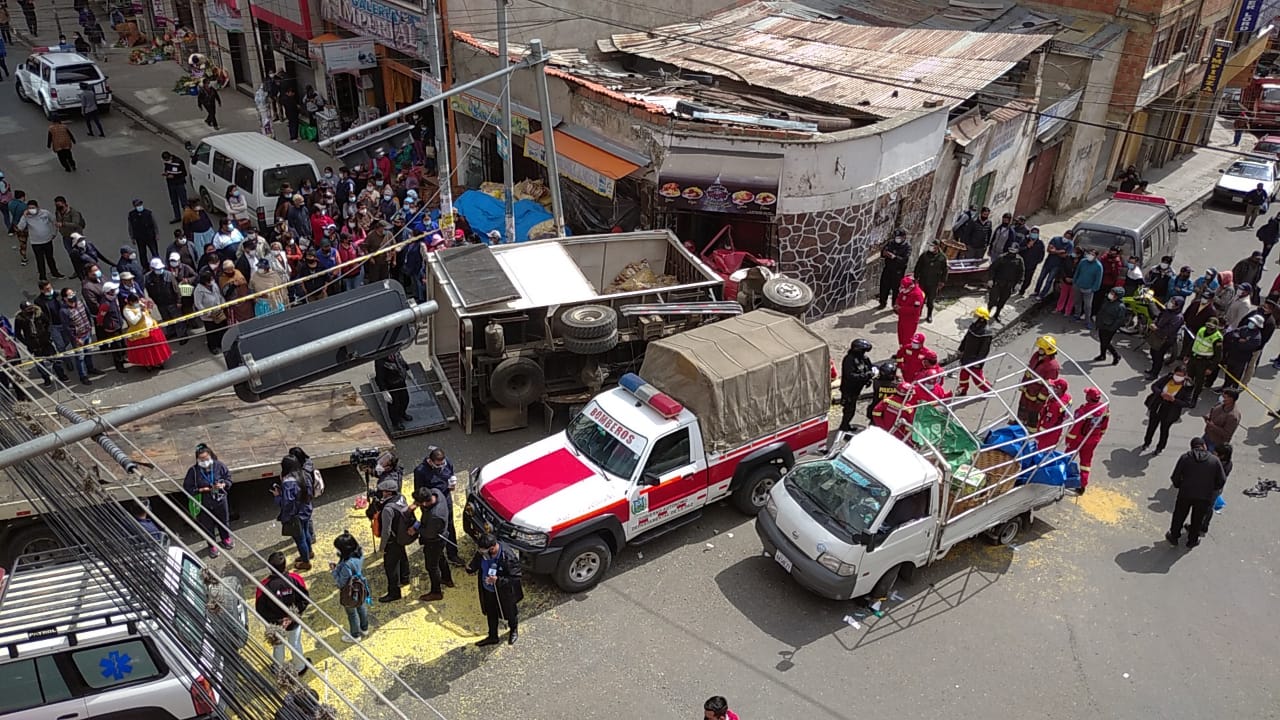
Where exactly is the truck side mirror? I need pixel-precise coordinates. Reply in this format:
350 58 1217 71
865 525 891 552
642 472 662 487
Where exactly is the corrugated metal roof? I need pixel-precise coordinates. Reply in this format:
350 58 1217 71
606 3 1051 117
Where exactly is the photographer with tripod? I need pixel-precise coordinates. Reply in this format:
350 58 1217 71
362 451 412 602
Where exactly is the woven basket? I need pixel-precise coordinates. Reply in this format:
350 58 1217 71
949 449 1020 518
941 238 967 260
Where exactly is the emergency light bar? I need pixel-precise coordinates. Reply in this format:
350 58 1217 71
618 373 683 419
1112 191 1168 205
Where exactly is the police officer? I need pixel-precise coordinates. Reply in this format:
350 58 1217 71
1187 317 1224 404
838 339 874 433
866 359 899 422
877 229 912 309
467 532 524 646
374 350 412 431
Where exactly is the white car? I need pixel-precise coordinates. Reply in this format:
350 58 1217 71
1213 159 1279 205
13 50 112 119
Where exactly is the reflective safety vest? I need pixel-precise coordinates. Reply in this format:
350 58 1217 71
1190 327 1222 357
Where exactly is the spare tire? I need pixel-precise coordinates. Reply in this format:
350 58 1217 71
490 357 545 408
558 304 618 340
761 276 814 315
564 330 619 356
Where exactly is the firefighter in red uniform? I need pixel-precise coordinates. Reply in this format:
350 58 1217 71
1035 377 1072 450
895 275 926 346
895 332 930 383
1064 386 1109 493
908 356 951 409
871 382 914 441
1017 335 1061 428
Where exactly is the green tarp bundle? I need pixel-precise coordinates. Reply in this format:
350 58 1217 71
910 405 980 471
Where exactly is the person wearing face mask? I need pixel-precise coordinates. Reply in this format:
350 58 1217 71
308 204 333 247
53 195 86 264
1257 214 1280 261
217 260 253 324
1210 269 1236 316
413 447 463 564
34 279 74 376
193 270 228 354
224 185 252 229
1169 265 1194 300
318 166 336 192
182 198 216 249
1231 251 1265 306
1094 245 1125 317
466 532 524 646
97 281 128 373
57 287 101 384
17 200 64 281
166 228 198 268
296 250 328 302
1186 317 1224 404
200 242 222 275
168 252 199 327
1147 295 1186 378
1123 255 1144 296
70 233 114 281
120 291 171 371
1144 256 1175 302
1141 363 1195 455
266 241 291 275
145 257 186 344
127 198 160 266
235 234 261 279
334 166 356 210
286 194 311 245
213 218 244 262
1071 249 1103 324
183 444 234 556
374 350 412 431
14 300 68 387
363 453 410 601
80 262 106 311
362 221 392 283
250 257 289 315
1017 228 1045 297
336 232 364 292
330 531 370 642
894 332 930 384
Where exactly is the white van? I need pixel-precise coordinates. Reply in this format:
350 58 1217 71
13 51 112 118
187 133 320 231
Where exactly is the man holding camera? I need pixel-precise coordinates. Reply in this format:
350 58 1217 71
364 451 411 602
413 447 463 565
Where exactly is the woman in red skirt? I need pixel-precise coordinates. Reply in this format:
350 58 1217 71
120 292 173 371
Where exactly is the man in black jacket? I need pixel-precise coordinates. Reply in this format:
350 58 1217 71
409 486 454 602
987 244 1024 322
467 532 524 646
1093 286 1127 365
14 301 67 386
955 206 992 259
374 351 412 430
957 307 994 395
254 551 310 675
1147 296 1185 378
877 230 912 309
1166 437 1227 548
913 241 949 323
127 198 161 266
838 339 874 432
1259 215 1280 261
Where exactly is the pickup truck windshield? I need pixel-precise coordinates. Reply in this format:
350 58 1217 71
566 405 647 479
786 458 890 535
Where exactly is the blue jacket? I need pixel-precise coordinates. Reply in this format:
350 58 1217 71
330 555 364 590
1170 276 1194 299
183 461 232 508
1073 258 1104 292
274 472 314 522
413 458 455 493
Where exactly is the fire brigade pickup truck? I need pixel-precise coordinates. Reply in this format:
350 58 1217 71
463 309 831 592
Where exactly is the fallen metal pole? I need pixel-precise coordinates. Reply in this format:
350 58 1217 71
0 301 438 469
319 58 537 149
530 38 567 236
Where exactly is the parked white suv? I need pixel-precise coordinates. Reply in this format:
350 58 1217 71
0 546 246 719
14 50 112 119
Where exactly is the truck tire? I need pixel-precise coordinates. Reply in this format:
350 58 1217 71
2 523 63 570
761 276 814 315
558 304 617 339
563 330 619 356
489 357 544 408
988 517 1022 546
731 465 782 515
870 563 907 600
553 536 613 592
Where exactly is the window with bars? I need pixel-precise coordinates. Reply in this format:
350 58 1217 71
1172 16 1195 56
1148 26 1173 70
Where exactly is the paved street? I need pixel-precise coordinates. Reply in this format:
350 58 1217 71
4 41 1280 720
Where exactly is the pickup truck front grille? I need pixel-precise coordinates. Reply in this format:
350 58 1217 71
464 492 515 540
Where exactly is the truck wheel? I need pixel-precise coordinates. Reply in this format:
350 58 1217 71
731 465 782 515
554 536 613 592
870 563 906 599
988 517 1022 546
563 330 619 356
558 304 617 339
2 524 63 570
200 186 215 212
761 276 814 315
16 80 31 103
489 357 544 408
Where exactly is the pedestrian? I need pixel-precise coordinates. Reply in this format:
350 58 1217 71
912 240 948 323
1017 336 1061 428
19 0 34 35
871 382 914 441
1018 228 1045 296
0 2 12 45
144 257 186 343
1211 269 1236 317
1123 255 1144 296
79 82 104 136
330 531 370 642
213 217 244 262
375 350 412 430
35 279 74 376
336 233 363 292
894 332 930 383
53 195 86 263
986 212 1013 259
1094 245 1125 317
13 301 67 386
46 118 77 172
1035 377 1071 447
1186 317 1224 404
115 246 145 284
1216 315 1263 390
17 200 64 281
193 270 228 355
250 258 289 316
837 339 874 431
97 281 128 373
987 243 1023 322
167 228 198 268
218 259 254 325
274 454 315 570
1093 286 1126 365
956 308 994 396
365 464 411 602
161 151 189 224
1201 388 1241 453
1257 215 1280 261
1071 249 1103 324
197 80 222 128
1147 296 1185 378
1141 364 1195 455
1169 265 1195 301
1165 437 1226 549
876 229 911 309
1036 229 1074 298
0 31 10 79
1053 246 1080 314
182 443 234 556
282 86 301 142
130 499 166 544
408 485 454 602
1064 386 1108 493
253 551 309 675
1144 256 1175 303
1200 443 1232 535
412 447 463 564
467 532 524 646
254 83 273 137
1243 182 1268 228
120 292 171 371
703 696 740 720
1232 114 1249 146
57 287 101 384
953 206 992 260
1232 251 1265 306
894 275 925 346
128 198 161 265
1193 267 1220 296
267 70 284 121
4 184 25 244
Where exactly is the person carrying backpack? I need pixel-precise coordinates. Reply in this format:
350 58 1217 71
366 470 411 602
274 455 315 570
330 531 370 642
254 551 310 676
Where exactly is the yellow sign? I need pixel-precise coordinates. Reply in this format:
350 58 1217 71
450 94 531 137
1202 39 1232 94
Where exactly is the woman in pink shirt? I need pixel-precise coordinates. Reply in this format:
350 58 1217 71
704 696 739 720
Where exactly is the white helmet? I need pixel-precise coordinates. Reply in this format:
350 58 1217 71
1247 314 1264 329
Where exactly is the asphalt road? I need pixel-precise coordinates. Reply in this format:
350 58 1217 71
4 68 1280 719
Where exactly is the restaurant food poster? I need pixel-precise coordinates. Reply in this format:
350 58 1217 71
657 167 778 216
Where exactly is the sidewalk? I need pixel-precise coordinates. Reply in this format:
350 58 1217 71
812 121 1249 366
11 12 334 170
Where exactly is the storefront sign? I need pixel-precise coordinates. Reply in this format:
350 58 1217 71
1036 89 1082 140
207 1 243 32
1202 39 1233 93
657 151 781 216
316 37 378 72
497 131 510 161
420 71 441 99
450 93 531 137
271 27 312 64
524 135 615 198
1236 0 1262 33
319 0 430 56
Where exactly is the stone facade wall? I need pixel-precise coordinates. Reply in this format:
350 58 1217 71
777 173 935 320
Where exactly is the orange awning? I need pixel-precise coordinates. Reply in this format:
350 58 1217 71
309 33 344 44
525 130 641 181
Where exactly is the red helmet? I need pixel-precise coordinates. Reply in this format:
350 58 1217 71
1084 387 1102 402
900 275 916 288
1050 377 1069 392
895 381 912 395
911 332 926 346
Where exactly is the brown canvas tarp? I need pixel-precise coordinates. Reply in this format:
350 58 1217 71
638 309 829 453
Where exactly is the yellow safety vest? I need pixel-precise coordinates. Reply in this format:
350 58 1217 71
1190 327 1222 357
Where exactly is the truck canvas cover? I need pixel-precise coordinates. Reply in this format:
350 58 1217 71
639 309 829 453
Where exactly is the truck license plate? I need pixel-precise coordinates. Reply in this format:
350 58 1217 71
774 550 794 573
1232 197 1243 203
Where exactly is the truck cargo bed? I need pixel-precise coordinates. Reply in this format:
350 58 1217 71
937 482 1063 554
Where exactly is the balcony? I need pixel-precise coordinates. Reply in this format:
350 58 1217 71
1137 55 1189 108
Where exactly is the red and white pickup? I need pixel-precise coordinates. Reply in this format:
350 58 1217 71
462 309 831 591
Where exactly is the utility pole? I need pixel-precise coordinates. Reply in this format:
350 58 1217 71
427 3 455 237
497 0 516 244
529 38 566 237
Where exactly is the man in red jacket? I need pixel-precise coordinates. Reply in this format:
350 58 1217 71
1095 244 1125 316
895 275 925 345
894 332 930 383
1035 377 1072 448
1064 386 1109 493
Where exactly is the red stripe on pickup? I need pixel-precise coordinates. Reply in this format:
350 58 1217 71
480 449 596 518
